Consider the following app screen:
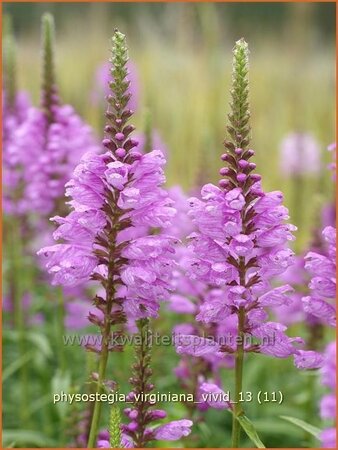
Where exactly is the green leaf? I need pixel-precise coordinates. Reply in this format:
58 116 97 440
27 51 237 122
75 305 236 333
51 369 71 418
279 416 321 439
2 352 33 382
236 414 266 448
2 430 57 447
2 329 20 342
27 331 53 358
253 418 300 436
197 421 212 441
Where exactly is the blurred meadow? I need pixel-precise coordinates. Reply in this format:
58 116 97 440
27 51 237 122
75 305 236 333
2 2 336 448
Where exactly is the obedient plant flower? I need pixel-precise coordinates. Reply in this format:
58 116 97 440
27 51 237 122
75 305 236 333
279 132 321 177
166 187 232 413
274 143 336 342
302 228 336 448
7 14 99 218
302 226 336 327
39 30 191 447
174 39 323 447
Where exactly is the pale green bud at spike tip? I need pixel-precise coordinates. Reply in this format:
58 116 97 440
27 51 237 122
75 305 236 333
226 38 251 150
109 405 122 448
3 15 17 110
41 13 58 121
109 30 130 111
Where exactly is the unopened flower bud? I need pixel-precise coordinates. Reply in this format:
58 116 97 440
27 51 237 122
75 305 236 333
238 159 249 169
219 179 230 189
102 138 112 148
127 421 138 432
148 409 167 420
115 132 124 141
250 174 261 182
128 410 138 420
129 151 142 161
115 148 126 158
220 167 230 176
236 173 247 183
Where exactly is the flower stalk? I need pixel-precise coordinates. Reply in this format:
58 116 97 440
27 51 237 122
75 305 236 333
40 28 192 448
87 30 130 447
225 38 251 448
125 318 153 447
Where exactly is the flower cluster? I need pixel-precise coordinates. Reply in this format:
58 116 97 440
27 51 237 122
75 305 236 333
7 105 99 217
39 30 191 447
302 219 336 449
3 91 30 148
302 226 336 327
4 14 99 219
98 419 193 448
3 91 31 216
166 187 233 412
38 146 177 319
175 39 322 373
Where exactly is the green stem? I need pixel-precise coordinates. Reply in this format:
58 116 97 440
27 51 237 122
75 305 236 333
56 287 66 373
231 306 245 448
87 281 115 448
11 219 30 426
87 29 131 447
87 345 109 448
133 318 152 448
226 38 250 449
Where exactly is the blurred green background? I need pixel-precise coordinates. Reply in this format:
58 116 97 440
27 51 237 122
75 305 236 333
2 2 336 448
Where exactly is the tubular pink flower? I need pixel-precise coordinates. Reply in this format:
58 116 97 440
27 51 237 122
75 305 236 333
152 419 193 441
8 105 99 216
173 42 323 444
302 226 336 327
198 382 230 409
